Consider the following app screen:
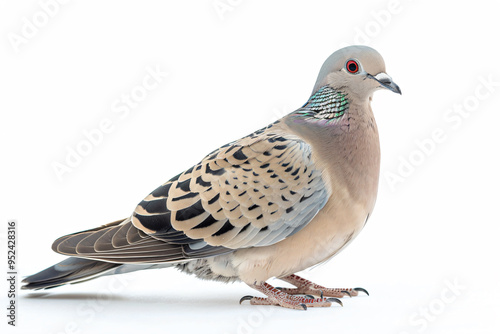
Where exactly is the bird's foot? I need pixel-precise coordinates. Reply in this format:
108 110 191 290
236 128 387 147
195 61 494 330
240 281 343 310
277 274 369 298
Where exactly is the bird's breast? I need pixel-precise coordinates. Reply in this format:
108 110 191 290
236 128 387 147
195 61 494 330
230 194 370 284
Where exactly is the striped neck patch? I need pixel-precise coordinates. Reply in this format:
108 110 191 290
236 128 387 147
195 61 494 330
300 86 349 120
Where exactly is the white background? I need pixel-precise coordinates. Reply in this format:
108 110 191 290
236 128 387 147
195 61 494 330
1 0 499 333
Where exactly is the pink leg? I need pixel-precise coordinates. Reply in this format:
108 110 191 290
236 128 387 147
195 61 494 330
240 281 343 310
277 274 369 298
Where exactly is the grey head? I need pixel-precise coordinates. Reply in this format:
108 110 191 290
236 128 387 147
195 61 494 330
312 45 401 103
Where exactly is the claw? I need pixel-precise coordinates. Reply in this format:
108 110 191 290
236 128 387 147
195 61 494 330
341 290 352 297
275 287 283 290
326 298 343 307
239 295 254 304
305 294 315 299
320 290 324 298
354 287 369 296
299 303 307 310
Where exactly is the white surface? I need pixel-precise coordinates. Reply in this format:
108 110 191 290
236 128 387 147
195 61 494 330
1 0 499 333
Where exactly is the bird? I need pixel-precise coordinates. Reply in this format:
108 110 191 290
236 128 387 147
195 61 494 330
23 45 401 310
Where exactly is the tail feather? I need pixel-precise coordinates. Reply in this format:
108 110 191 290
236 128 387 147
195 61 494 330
23 217 198 290
22 257 121 290
22 257 177 290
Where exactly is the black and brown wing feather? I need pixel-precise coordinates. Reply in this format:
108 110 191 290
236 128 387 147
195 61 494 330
133 124 329 250
51 123 329 264
51 218 229 264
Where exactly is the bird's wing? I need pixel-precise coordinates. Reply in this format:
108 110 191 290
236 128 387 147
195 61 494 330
133 123 330 250
53 216 230 263
52 123 330 264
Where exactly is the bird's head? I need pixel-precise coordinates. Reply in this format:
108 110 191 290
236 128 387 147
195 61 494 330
313 45 401 102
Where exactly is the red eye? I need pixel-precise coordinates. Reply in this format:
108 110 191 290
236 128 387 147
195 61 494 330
346 60 359 74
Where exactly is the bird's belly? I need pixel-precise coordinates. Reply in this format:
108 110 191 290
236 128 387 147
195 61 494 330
229 197 370 284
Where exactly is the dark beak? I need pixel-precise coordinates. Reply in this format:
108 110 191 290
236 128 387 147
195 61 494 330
368 72 401 95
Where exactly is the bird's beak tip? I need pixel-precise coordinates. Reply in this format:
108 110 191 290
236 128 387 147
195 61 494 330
371 72 401 95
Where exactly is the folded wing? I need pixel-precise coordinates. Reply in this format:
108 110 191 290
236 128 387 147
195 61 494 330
52 124 330 264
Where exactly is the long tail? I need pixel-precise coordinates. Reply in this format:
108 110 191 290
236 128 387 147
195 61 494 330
22 257 121 290
22 257 174 290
